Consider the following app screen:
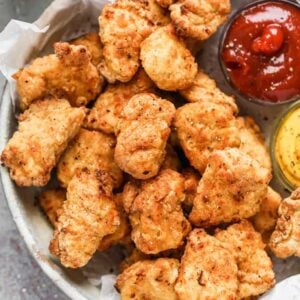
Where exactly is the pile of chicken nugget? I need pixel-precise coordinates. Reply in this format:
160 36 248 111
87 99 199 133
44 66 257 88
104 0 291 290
1 0 300 299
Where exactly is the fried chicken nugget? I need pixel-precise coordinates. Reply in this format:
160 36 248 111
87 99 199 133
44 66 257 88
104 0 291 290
70 32 103 67
38 188 66 226
116 258 179 300
175 229 238 300
251 187 282 241
13 42 103 110
160 144 181 171
179 69 238 112
155 0 175 8
174 101 240 173
0 98 85 186
189 149 271 227
269 188 300 258
182 167 200 209
122 169 191 254
237 117 272 177
140 26 198 91
98 193 131 251
50 168 120 268
170 0 231 41
115 93 176 179
57 128 123 189
215 220 275 299
99 0 169 83
85 69 155 134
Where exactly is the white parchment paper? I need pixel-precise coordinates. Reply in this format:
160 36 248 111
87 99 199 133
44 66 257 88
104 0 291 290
0 0 299 299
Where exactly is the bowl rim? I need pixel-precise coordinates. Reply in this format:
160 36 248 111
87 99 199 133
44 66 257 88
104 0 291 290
0 82 88 300
218 0 300 106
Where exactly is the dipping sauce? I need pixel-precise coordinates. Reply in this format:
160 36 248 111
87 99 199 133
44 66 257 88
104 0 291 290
222 1 300 103
274 103 300 188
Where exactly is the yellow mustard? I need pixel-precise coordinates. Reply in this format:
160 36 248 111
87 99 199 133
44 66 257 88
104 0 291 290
275 106 300 188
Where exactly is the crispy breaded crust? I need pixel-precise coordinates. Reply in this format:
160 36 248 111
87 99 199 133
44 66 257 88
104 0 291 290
170 0 231 41
122 169 191 254
179 69 238 112
14 42 102 110
116 258 179 300
57 128 123 189
50 168 120 268
85 68 155 134
189 149 270 227
237 116 272 177
70 32 103 67
251 187 282 241
38 188 66 226
155 0 175 7
175 101 240 173
141 26 197 91
182 167 200 209
99 0 169 83
0 98 85 186
115 93 176 179
215 220 275 299
175 229 238 300
269 188 300 258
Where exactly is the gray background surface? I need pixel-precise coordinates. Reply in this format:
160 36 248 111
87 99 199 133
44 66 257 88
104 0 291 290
0 1 69 299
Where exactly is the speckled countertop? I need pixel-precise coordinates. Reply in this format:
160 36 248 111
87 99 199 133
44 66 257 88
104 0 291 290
0 1 69 299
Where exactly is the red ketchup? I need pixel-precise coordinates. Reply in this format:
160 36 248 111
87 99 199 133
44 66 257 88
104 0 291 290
222 1 300 103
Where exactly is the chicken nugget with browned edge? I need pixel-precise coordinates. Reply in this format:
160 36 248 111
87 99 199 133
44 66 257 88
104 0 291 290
174 101 240 173
116 258 179 300
57 128 123 189
269 188 300 258
237 116 272 177
175 229 238 300
115 93 176 179
99 0 169 83
170 0 231 41
189 149 271 227
13 42 103 110
251 187 282 242
179 69 237 112
0 98 85 186
38 188 66 226
141 26 197 91
50 168 120 268
70 32 103 67
122 169 191 254
215 220 275 299
85 69 155 134
182 167 200 209
119 248 150 273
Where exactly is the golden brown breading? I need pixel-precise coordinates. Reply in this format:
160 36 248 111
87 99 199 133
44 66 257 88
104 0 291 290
57 128 123 189
122 169 191 254
155 0 174 8
13 42 103 110
99 0 169 83
215 220 275 299
85 69 155 134
49 168 120 268
269 188 300 258
189 149 271 227
115 93 176 179
98 193 131 251
170 0 231 41
251 187 282 241
175 229 238 300
119 248 150 272
116 258 179 300
70 32 103 67
140 26 197 91
174 101 240 173
182 167 200 209
38 188 66 226
160 144 181 171
179 69 238 112
237 116 272 177
0 98 85 187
